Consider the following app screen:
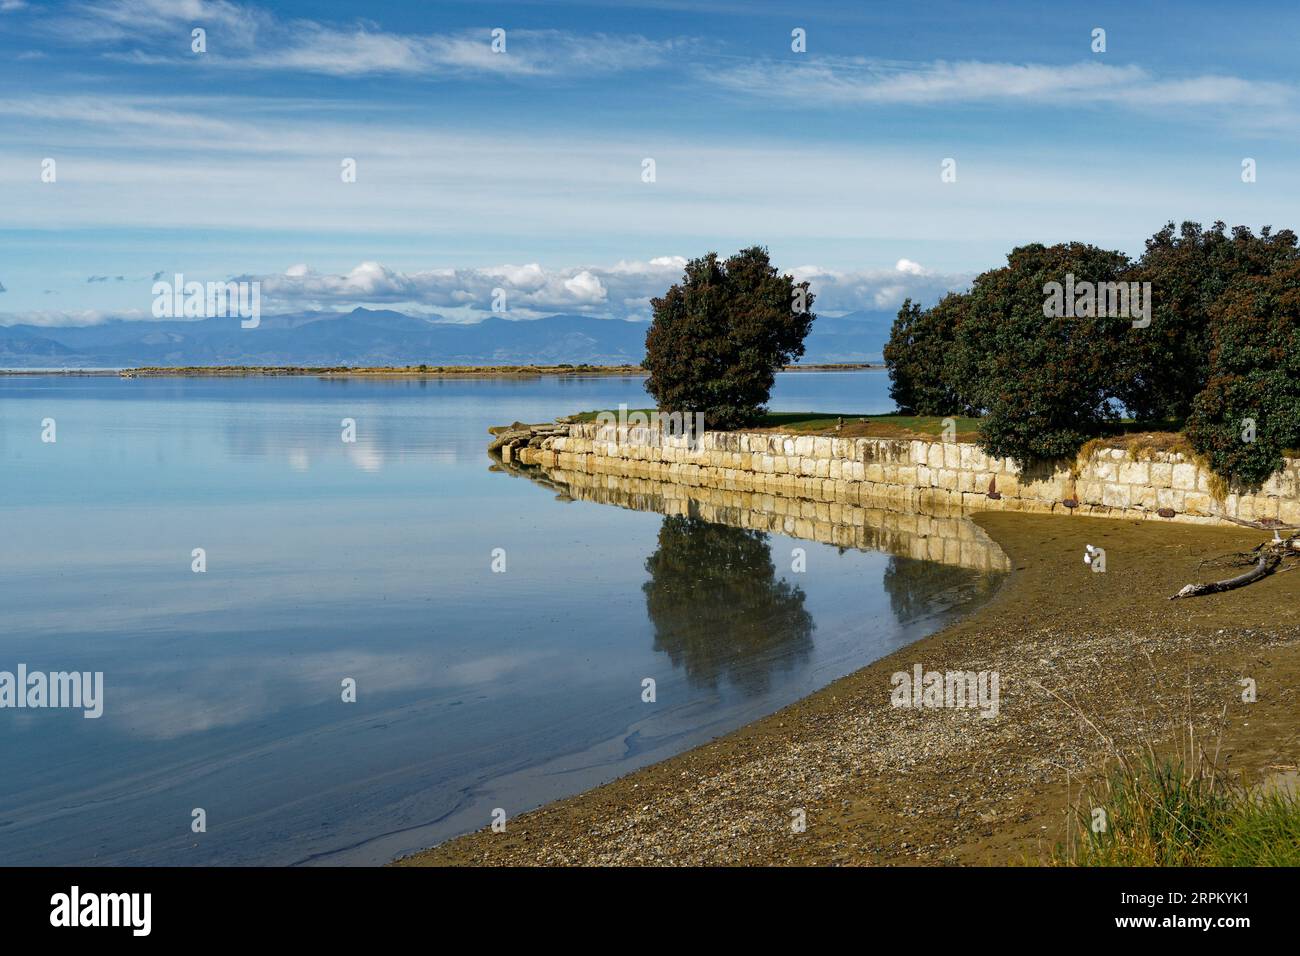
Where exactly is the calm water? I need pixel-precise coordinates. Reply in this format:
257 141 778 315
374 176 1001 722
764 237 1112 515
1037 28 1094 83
0 370 1004 865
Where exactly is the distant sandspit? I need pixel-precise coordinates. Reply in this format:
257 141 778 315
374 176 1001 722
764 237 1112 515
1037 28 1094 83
0 363 883 378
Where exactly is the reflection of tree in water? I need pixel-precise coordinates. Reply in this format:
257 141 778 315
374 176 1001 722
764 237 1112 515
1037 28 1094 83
882 555 1003 625
642 516 814 696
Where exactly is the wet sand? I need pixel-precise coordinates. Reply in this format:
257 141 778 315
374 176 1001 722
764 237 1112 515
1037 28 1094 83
398 512 1300 866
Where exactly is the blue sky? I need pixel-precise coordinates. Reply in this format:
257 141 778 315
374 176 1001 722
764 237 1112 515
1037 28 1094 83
3 0 1300 323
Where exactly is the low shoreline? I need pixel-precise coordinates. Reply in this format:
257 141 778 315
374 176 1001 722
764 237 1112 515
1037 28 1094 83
0 362 884 378
398 510 1300 865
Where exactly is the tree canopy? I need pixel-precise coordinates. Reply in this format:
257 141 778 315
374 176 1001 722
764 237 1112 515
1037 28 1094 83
644 247 815 430
1185 259 1300 486
882 222 1300 485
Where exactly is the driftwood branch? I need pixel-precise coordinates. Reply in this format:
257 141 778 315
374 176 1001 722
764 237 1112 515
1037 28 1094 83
1210 513 1300 534
1168 515 1300 598
1170 551 1281 599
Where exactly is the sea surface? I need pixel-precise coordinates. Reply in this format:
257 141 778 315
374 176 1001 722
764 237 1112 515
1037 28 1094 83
0 370 1005 865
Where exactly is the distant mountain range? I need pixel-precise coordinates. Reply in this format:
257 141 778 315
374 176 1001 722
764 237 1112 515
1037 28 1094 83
0 307 895 369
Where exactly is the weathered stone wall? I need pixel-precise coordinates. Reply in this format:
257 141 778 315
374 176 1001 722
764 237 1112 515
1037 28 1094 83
507 422 1300 527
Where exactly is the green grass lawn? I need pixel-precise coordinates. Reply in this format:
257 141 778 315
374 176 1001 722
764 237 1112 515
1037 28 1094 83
568 409 983 440
762 411 981 435
568 408 1194 446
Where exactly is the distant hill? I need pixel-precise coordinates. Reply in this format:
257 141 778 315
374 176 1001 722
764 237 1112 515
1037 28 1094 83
0 307 895 368
802 309 895 364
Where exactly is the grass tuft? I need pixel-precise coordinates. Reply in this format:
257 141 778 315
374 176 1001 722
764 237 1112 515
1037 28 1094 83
1051 722 1300 867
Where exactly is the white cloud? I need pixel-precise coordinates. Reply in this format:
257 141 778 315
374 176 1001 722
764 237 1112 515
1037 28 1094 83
53 0 677 78
1 309 144 327
562 270 606 303
0 91 1283 251
241 256 965 318
229 29 675 79
2 256 969 326
791 262 971 313
247 259 665 317
705 57 1294 118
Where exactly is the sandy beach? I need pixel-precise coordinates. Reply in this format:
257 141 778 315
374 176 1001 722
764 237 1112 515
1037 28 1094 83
399 511 1300 866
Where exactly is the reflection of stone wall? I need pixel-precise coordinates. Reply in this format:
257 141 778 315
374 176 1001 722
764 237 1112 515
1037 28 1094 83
509 422 1300 527
509 461 1010 573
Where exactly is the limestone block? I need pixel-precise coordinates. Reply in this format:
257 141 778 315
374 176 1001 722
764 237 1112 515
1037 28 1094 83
1130 484 1159 510
1101 484 1131 509
1279 498 1300 527
1171 463 1198 491
1118 461 1149 485
1263 470 1296 497
1090 460 1116 482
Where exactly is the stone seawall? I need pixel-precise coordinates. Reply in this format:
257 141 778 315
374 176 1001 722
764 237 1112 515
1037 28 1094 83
501 422 1300 528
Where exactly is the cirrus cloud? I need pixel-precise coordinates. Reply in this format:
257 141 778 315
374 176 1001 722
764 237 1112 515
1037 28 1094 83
48 0 681 79
705 57 1295 121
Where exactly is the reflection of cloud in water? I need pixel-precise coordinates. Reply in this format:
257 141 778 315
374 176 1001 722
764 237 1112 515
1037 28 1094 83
220 417 461 471
101 649 551 741
346 443 384 473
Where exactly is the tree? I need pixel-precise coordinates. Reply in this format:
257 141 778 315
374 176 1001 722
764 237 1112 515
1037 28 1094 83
1185 259 1300 487
951 242 1132 466
883 293 974 416
644 247 815 429
1118 221 1299 422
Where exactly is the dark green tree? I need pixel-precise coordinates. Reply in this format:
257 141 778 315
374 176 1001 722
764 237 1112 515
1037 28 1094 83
644 247 815 429
951 242 1132 466
1118 221 1299 421
883 293 974 416
1185 260 1300 487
